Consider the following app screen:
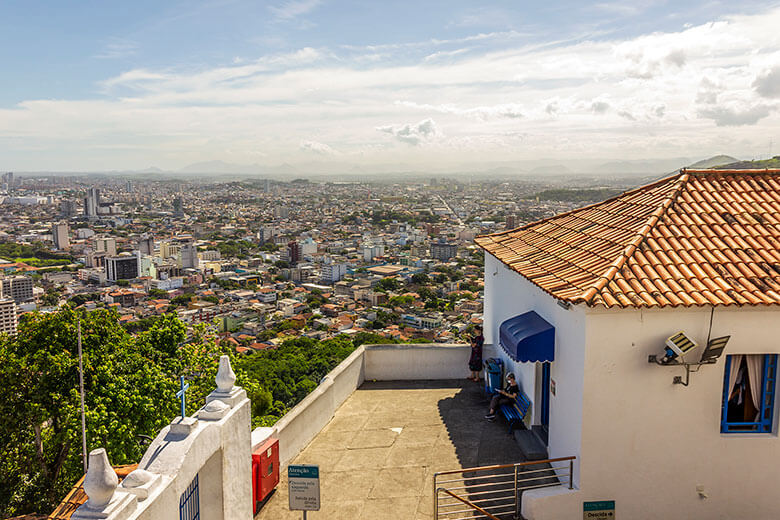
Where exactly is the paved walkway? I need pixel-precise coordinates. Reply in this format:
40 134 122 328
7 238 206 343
255 379 526 520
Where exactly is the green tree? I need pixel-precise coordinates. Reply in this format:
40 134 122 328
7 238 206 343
0 309 249 517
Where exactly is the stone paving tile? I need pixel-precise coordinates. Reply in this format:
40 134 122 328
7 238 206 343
332 446 392 472
359 497 421 519
348 428 400 449
255 379 524 520
368 466 427 499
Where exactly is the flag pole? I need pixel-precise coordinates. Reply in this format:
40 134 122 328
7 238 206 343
77 318 88 473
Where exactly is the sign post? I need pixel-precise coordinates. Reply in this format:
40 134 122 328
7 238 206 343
583 500 615 519
288 465 320 518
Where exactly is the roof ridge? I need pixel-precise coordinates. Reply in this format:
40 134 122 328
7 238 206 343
475 171 683 243
576 172 690 304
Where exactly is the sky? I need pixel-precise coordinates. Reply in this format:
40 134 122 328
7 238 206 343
2 0 780 172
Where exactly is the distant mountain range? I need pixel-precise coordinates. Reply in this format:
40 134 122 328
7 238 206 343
687 155 739 169
178 160 299 175
713 156 780 170
17 154 780 180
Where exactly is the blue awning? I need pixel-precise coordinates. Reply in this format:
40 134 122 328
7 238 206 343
499 311 555 362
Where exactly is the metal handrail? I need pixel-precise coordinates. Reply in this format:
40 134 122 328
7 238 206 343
437 488 502 520
434 456 576 519
435 456 576 476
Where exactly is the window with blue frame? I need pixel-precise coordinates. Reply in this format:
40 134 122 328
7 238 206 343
721 354 777 433
179 474 200 520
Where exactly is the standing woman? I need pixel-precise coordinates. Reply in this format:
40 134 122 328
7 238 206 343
468 325 484 382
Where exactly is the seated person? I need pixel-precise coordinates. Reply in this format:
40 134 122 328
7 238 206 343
485 373 519 420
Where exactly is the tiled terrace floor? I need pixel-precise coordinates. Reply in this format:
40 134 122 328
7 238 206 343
255 379 526 520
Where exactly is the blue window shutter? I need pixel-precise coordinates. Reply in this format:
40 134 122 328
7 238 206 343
760 354 777 433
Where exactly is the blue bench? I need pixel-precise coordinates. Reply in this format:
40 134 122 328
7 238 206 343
498 392 532 433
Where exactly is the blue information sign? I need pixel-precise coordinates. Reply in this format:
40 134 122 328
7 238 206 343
288 465 319 479
583 500 615 519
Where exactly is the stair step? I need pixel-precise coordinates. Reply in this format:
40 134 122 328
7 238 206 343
513 429 548 460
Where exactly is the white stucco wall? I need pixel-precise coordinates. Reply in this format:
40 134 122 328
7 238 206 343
483 253 586 481
523 303 780 519
363 343 472 380
73 381 253 520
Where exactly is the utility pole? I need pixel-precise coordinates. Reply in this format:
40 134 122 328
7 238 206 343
77 319 88 473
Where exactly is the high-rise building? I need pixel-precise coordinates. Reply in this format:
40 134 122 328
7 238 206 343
173 197 184 218
505 214 517 230
59 199 77 218
105 253 140 282
180 243 198 269
430 241 458 261
138 235 154 256
95 237 117 256
84 187 100 218
52 223 70 250
284 240 301 264
362 243 385 262
0 298 17 336
2 172 14 193
321 263 347 284
1 276 34 303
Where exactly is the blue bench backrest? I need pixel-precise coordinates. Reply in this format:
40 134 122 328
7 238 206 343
514 392 531 418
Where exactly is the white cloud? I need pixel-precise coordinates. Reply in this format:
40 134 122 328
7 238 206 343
395 101 523 120
300 140 338 155
591 101 610 114
377 119 441 146
423 48 469 62
94 38 138 59
754 67 780 98
5 7 780 170
268 0 321 20
698 104 774 126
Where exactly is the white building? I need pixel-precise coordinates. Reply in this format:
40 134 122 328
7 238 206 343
69 356 252 520
362 243 385 262
0 298 17 336
321 263 347 284
476 169 780 520
199 250 221 262
1 276 34 303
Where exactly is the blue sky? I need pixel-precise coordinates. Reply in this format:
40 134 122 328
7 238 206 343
2 1 780 171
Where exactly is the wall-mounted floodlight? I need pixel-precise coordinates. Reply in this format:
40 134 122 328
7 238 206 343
648 334 730 386
661 332 698 364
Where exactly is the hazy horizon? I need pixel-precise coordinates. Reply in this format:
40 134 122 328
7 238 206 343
2 1 780 171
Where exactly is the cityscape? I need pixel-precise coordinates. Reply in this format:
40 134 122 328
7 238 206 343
0 171 627 346
5 1 780 520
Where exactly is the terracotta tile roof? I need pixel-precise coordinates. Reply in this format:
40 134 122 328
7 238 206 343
475 169 780 308
49 464 137 519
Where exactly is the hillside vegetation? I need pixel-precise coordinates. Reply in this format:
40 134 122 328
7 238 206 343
716 156 780 169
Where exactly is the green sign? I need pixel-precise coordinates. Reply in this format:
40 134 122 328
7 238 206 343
288 465 319 479
584 500 615 519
